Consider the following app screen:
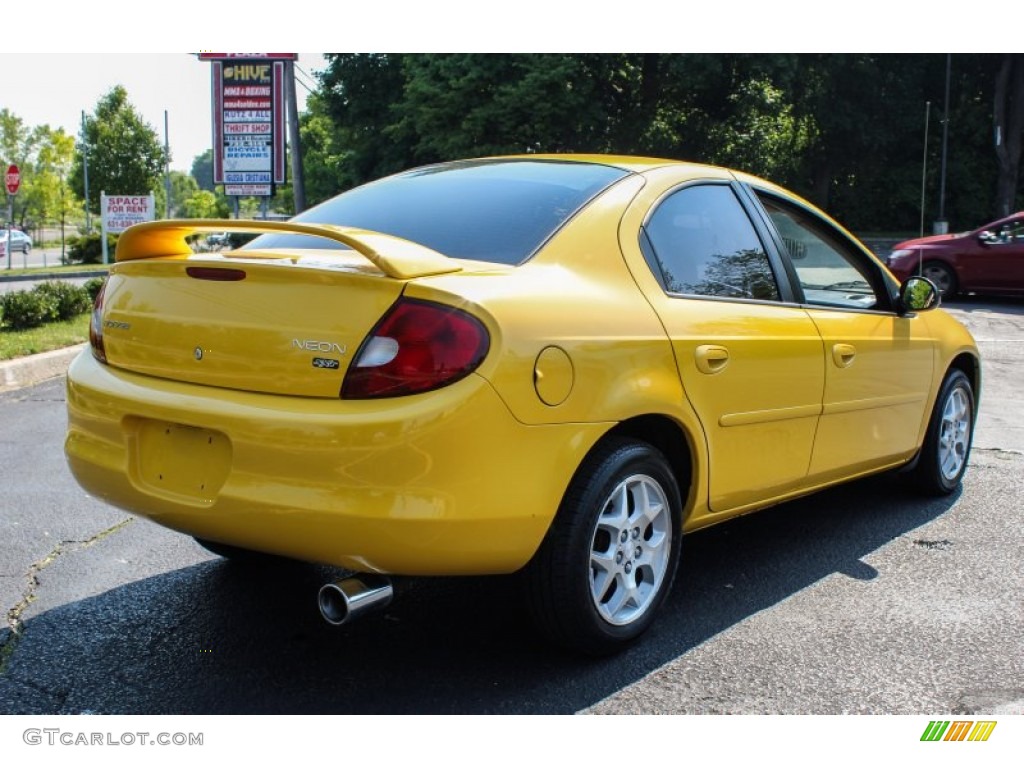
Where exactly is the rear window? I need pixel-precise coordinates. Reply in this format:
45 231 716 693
245 159 629 265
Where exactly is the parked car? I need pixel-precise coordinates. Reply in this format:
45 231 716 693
205 232 231 249
886 212 1024 299
3 228 32 254
65 156 980 654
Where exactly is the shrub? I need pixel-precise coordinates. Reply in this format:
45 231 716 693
32 281 92 321
68 233 119 264
83 277 105 303
0 289 58 330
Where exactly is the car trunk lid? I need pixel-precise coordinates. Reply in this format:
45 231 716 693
98 220 464 398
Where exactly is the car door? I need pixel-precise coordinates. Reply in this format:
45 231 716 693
631 180 826 512
750 189 936 480
963 216 1024 292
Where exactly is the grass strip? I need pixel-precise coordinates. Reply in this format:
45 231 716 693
0 314 90 361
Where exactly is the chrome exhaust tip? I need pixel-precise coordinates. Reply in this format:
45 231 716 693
318 574 393 626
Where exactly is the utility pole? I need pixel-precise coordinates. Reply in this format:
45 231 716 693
921 101 930 239
285 59 306 214
164 110 172 218
60 170 66 264
81 110 91 232
936 53 952 234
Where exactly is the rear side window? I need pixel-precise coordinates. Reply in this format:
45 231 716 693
643 184 780 301
245 160 629 265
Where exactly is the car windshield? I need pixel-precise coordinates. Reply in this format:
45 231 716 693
244 159 629 265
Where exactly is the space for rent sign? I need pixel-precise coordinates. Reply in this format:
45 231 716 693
102 194 155 234
203 54 293 195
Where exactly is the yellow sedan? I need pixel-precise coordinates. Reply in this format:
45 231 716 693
65 155 979 654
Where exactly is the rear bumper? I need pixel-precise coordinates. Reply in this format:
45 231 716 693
65 351 609 574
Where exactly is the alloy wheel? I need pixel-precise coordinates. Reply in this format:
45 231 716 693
939 384 971 481
588 474 672 626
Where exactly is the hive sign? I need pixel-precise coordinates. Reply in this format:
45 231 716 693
201 53 294 196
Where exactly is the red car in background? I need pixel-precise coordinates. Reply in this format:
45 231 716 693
886 212 1024 299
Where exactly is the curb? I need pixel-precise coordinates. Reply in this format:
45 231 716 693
0 344 86 394
0 270 108 284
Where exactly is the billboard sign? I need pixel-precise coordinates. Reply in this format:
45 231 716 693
102 194 155 234
210 56 290 195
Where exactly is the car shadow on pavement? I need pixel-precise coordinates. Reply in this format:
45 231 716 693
945 295 1024 315
0 472 958 714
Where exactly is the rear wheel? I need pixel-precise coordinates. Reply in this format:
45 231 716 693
922 261 957 300
524 439 682 655
911 369 975 495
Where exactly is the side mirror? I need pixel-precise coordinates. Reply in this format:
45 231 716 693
978 230 998 245
898 276 939 315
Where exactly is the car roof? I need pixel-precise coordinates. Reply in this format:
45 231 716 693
497 153 718 174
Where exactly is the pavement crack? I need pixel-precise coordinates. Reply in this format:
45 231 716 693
974 447 1024 457
0 517 134 675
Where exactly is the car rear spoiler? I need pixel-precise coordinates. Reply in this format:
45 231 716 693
114 219 463 280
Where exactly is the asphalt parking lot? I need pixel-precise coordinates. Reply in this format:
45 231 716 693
0 297 1021 714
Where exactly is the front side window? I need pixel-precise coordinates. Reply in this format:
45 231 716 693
757 193 885 311
990 218 1024 244
643 184 780 301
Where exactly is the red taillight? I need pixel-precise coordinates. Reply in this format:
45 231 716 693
342 298 490 399
89 279 108 363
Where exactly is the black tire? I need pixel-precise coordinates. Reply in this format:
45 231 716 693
922 261 957 300
524 438 682 655
911 369 975 495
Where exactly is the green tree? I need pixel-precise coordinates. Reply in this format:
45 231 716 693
70 86 167 215
181 189 226 218
191 148 215 191
307 53 1019 232
299 93 353 205
1 110 81 233
162 170 199 217
0 108 35 171
1 109 41 226
23 126 78 230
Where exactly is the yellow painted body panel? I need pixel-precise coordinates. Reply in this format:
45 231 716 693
117 219 463 279
64 155 982 578
100 258 406 398
613 163 978 531
652 297 825 511
804 308 934 479
65 351 610 574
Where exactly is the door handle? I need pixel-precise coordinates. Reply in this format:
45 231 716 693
831 343 857 368
695 345 730 374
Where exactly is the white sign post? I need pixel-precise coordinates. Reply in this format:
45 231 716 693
5 163 19 271
101 192 155 263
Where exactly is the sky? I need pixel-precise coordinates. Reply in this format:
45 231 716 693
1 54 328 173
0 3 981 178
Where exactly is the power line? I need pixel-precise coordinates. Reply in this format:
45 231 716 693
293 64 317 94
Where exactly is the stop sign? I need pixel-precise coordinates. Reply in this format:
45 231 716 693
5 164 20 195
